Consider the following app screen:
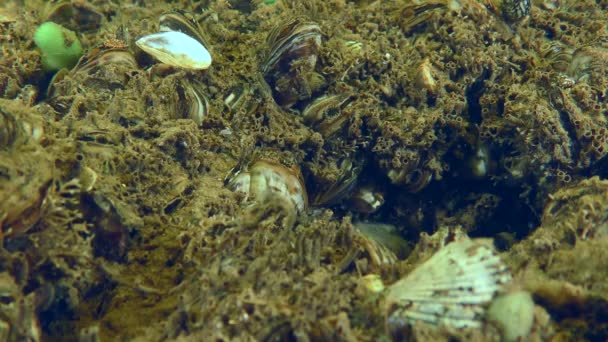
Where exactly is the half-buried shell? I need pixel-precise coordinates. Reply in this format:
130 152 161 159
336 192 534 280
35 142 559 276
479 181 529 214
385 238 512 331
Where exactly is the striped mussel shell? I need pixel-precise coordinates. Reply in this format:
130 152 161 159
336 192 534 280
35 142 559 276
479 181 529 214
568 45 608 84
302 94 355 138
262 17 323 108
385 238 512 331
225 159 308 213
484 0 530 22
71 42 137 76
354 222 410 267
0 99 44 149
262 17 322 75
501 0 530 22
175 79 209 127
309 156 363 207
159 10 211 49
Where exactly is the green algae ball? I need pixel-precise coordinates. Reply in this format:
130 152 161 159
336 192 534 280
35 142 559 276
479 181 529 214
34 22 83 72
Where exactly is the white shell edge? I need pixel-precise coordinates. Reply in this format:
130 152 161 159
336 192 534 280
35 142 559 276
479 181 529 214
136 31 212 70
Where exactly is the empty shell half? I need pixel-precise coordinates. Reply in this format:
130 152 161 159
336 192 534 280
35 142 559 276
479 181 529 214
136 31 212 70
385 239 512 331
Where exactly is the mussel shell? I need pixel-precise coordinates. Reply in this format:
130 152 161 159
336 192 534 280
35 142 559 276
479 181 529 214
262 17 322 75
568 46 608 83
310 156 363 207
224 83 253 111
71 46 137 76
348 186 385 214
355 222 410 261
0 100 44 149
46 45 137 109
136 31 212 70
45 0 103 31
262 18 323 108
224 76 269 119
302 94 355 138
226 159 308 213
501 0 530 22
176 79 209 127
159 11 210 49
0 108 19 149
540 42 573 72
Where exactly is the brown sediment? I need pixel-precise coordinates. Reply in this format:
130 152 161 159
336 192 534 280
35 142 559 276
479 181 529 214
0 0 608 340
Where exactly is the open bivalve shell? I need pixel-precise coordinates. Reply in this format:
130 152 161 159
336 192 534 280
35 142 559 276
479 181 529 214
385 239 512 331
136 31 212 70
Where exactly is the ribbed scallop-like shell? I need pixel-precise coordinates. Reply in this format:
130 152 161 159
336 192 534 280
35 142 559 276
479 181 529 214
385 239 512 329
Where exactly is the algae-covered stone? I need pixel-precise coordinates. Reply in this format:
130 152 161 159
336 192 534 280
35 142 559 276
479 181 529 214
34 21 83 71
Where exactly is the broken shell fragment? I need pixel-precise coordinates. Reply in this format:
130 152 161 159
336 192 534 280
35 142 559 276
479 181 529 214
385 239 512 330
136 31 212 70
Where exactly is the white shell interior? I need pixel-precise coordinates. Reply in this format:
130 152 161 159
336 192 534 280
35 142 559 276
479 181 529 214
136 31 212 70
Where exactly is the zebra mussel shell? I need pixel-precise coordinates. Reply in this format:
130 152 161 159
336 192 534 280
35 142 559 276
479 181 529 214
225 159 308 213
385 239 512 330
159 11 211 50
302 94 355 138
502 0 530 22
136 11 212 70
262 18 323 108
175 79 209 127
484 0 530 22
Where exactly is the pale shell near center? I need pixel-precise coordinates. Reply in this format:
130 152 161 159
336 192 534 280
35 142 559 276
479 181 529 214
385 238 512 330
226 159 308 213
136 31 212 70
